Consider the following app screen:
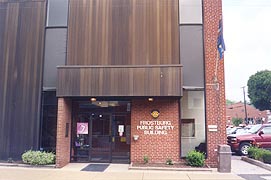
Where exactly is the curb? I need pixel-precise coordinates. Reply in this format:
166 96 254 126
128 163 213 172
0 162 56 169
241 156 271 171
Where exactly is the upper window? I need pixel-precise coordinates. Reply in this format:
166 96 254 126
47 0 68 27
179 0 202 24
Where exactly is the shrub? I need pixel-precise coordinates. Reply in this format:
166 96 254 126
248 147 271 163
232 118 243 127
248 147 260 159
262 151 271 164
22 150 55 165
166 159 173 165
143 155 149 164
186 150 205 167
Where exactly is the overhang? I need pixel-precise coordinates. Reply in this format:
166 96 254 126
57 65 183 97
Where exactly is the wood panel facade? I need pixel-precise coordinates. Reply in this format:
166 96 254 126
67 0 179 65
0 1 46 159
57 65 183 97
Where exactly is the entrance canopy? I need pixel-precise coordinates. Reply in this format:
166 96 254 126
56 65 183 97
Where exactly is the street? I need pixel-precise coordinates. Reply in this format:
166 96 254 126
232 155 271 180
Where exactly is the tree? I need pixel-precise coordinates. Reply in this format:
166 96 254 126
226 99 236 105
247 70 271 111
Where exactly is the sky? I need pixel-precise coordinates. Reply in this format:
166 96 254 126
222 0 271 102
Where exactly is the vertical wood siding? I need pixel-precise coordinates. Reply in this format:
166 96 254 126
0 1 46 159
67 0 179 65
57 65 182 97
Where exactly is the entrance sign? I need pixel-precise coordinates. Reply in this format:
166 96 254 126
77 122 88 134
118 125 124 137
118 125 124 133
136 120 174 135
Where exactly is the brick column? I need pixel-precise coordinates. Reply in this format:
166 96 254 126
131 99 180 163
56 98 72 168
203 0 227 167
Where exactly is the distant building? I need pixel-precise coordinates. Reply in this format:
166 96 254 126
226 102 268 125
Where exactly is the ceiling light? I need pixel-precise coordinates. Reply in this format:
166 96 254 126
90 97 96 102
148 98 154 102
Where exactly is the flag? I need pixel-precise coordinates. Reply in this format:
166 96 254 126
217 18 226 59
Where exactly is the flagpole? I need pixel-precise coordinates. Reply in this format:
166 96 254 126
214 50 219 83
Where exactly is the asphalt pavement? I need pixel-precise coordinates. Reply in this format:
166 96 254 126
231 155 271 180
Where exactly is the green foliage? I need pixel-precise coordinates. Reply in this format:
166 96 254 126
22 150 55 165
247 70 271 111
186 150 205 167
262 151 271 164
166 159 173 165
226 99 236 105
248 147 271 163
143 155 149 164
232 118 243 127
248 147 259 159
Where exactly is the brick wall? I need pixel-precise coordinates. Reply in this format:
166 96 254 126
56 98 72 168
203 0 227 167
131 99 180 163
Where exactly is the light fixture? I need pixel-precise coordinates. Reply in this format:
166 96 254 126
148 97 154 102
133 135 139 141
98 102 102 105
90 97 96 102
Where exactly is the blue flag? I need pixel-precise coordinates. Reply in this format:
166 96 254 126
217 19 226 59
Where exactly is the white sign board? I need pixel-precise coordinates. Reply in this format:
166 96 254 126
118 125 124 133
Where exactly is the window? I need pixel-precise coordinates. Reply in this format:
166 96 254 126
181 90 206 157
179 0 202 24
181 119 195 137
46 0 68 27
180 25 204 87
262 127 271 134
40 91 58 152
43 28 67 89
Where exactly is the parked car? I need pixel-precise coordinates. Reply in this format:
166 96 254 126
227 124 271 156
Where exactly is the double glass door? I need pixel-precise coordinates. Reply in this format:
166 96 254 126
72 112 130 163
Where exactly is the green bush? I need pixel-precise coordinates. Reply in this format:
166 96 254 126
143 155 149 164
232 118 243 127
248 147 271 163
166 159 173 165
22 150 55 165
186 150 205 167
262 151 271 164
248 147 260 159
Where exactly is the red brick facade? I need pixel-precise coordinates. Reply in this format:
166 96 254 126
131 99 180 163
203 0 226 167
56 98 72 168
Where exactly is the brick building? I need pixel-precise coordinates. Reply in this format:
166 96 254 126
0 0 226 168
226 102 269 125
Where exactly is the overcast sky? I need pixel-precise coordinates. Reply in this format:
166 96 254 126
222 0 271 102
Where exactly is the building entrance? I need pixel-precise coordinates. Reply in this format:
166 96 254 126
71 101 131 163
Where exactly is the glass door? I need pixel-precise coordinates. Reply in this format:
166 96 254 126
111 114 131 163
72 113 90 162
89 113 111 162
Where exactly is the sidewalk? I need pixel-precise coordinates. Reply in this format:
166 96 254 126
0 164 245 180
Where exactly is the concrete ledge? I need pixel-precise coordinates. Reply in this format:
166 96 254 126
241 156 271 171
0 162 56 169
128 163 213 172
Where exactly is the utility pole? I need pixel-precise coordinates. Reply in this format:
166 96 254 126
242 86 248 124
